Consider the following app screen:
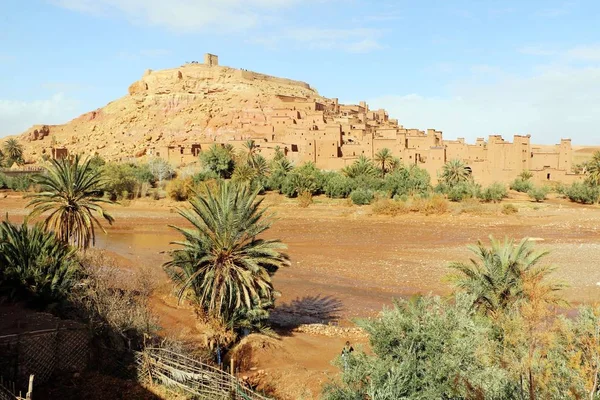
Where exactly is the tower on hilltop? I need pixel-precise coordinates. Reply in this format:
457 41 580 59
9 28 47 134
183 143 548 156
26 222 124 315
204 53 218 66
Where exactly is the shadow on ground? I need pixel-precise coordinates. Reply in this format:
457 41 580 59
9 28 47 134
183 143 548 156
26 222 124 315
270 294 343 332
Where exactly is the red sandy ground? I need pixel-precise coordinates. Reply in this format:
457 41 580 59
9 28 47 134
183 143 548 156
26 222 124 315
2 191 600 398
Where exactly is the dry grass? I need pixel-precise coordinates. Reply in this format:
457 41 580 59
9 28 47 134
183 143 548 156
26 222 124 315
297 191 313 208
372 195 449 216
501 203 519 215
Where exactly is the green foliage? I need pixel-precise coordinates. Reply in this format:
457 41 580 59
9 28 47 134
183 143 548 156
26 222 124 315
383 165 431 198
440 159 472 187
164 181 290 326
527 186 550 202
323 294 510 400
166 178 190 201
519 170 533 180
27 155 115 249
342 156 379 179
0 219 80 305
444 181 481 202
2 138 24 166
374 148 394 177
350 188 374 205
478 182 508 203
585 151 600 186
565 182 600 204
101 162 153 200
510 178 534 193
324 172 354 198
199 144 235 178
0 173 37 192
281 162 324 198
449 236 562 316
267 158 293 192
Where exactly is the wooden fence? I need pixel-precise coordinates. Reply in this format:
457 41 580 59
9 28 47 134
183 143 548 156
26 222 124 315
0 375 33 400
136 347 271 400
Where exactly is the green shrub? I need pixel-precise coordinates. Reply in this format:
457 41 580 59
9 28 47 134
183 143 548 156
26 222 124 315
478 182 508 203
383 166 431 198
0 173 6 189
281 162 323 198
167 178 190 201
510 178 534 193
350 188 374 205
446 182 481 202
324 173 354 198
199 144 235 178
527 186 550 202
565 182 600 204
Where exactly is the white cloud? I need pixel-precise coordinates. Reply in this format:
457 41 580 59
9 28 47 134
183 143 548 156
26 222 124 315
51 0 305 33
368 65 600 145
249 27 385 53
0 93 79 138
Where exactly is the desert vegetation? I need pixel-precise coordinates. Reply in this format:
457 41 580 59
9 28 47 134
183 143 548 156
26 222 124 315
323 237 600 400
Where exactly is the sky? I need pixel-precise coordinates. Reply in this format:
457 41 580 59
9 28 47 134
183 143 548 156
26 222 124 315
1 0 600 144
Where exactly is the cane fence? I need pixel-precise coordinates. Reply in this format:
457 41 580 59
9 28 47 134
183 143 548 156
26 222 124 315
136 347 271 400
0 327 89 388
0 375 33 400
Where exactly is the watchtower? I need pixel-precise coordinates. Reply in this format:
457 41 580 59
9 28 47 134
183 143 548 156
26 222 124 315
204 53 219 67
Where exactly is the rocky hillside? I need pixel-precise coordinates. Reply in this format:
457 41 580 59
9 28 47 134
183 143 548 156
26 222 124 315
12 62 324 162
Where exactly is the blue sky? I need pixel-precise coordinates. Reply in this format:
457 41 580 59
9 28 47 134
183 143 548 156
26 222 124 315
1 0 600 144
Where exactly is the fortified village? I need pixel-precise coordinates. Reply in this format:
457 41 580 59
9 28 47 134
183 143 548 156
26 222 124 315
16 53 580 185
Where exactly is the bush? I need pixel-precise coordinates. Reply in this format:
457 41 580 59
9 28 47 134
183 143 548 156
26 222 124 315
565 182 600 204
446 182 481 202
502 203 519 215
527 186 550 202
409 194 449 215
102 163 142 200
372 198 408 216
297 191 313 207
384 166 431 198
350 188 374 205
478 182 508 203
281 162 324 198
510 178 534 193
324 172 354 198
167 178 191 201
199 144 235 178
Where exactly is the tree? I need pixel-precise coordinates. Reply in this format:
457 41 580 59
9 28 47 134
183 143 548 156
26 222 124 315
0 218 80 304
199 144 235 178
449 236 563 317
342 155 378 178
586 151 600 187
3 138 24 166
374 148 394 177
164 181 290 324
147 157 174 184
26 155 115 249
243 139 259 169
322 294 510 399
440 159 471 187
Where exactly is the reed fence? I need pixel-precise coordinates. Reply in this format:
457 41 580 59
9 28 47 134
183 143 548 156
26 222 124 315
136 347 271 400
0 326 89 388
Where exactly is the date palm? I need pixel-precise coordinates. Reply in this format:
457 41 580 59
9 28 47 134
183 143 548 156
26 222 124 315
3 138 24 165
243 139 259 169
0 218 79 304
26 155 114 249
164 181 290 323
586 151 600 186
449 236 563 316
375 148 394 177
440 159 471 187
343 155 378 178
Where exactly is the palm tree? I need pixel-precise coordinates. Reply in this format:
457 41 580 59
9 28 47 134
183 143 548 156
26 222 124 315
440 159 471 187
375 148 394 177
26 155 115 249
342 155 378 178
449 236 563 316
243 140 258 169
0 218 79 304
3 138 24 165
586 151 600 186
164 181 290 323
232 163 257 184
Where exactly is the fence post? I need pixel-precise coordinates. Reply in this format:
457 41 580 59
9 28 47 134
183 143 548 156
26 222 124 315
26 374 34 399
230 357 234 376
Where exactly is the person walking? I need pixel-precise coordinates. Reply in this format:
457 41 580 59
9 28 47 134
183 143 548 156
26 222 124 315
341 341 354 371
